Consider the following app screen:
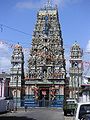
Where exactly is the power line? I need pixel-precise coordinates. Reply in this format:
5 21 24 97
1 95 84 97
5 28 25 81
0 24 30 36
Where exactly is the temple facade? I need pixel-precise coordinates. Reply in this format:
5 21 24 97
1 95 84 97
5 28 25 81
25 1 66 107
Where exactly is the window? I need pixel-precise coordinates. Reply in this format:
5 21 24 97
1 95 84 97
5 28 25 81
79 104 90 119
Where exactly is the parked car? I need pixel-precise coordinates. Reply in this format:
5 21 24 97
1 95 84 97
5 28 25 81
63 98 77 116
0 97 14 113
81 114 90 120
75 102 90 120
0 97 7 113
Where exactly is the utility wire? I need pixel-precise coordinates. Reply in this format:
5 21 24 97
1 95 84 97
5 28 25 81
0 24 30 36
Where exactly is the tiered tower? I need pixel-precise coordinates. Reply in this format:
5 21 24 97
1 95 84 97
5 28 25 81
69 42 83 100
10 43 24 107
26 0 66 107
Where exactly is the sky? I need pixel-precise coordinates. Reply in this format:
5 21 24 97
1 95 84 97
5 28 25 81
0 0 90 74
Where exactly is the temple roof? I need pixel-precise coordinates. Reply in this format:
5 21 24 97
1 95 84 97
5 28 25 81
39 0 57 12
14 43 22 49
71 41 81 51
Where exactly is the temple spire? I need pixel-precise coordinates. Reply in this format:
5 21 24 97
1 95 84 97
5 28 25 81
47 0 51 7
48 0 50 5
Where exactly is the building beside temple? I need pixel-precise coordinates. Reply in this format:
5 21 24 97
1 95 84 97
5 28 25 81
69 42 83 100
25 1 66 107
0 72 11 98
9 43 24 107
79 67 90 102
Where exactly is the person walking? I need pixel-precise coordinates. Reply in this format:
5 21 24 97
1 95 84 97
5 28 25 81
25 105 27 112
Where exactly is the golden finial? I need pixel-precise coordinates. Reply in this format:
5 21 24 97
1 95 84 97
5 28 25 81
47 0 51 7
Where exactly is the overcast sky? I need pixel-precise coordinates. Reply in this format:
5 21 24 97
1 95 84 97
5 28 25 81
0 0 90 74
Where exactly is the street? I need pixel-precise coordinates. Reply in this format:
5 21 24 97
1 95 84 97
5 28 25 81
0 108 64 120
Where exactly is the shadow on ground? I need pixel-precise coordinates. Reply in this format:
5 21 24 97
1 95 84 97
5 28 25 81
0 116 37 120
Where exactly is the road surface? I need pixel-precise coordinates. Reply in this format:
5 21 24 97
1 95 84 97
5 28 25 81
0 108 64 120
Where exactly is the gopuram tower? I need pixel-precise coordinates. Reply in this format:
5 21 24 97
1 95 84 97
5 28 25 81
69 42 83 100
10 43 24 107
25 0 66 107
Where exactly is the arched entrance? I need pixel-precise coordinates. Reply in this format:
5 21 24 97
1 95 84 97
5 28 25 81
39 87 49 107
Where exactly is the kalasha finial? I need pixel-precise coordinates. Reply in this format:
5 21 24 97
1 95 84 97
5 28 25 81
47 0 51 7
48 0 50 4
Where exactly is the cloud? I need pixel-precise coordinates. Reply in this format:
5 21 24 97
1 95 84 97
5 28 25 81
16 0 83 9
53 0 83 7
0 40 11 58
0 57 11 67
16 1 44 9
86 40 90 52
16 2 37 9
16 0 61 9
53 0 63 6
0 57 11 72
0 40 11 72
0 41 8 51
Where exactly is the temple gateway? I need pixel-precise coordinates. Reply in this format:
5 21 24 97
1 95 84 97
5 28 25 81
10 0 66 108
25 1 66 107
